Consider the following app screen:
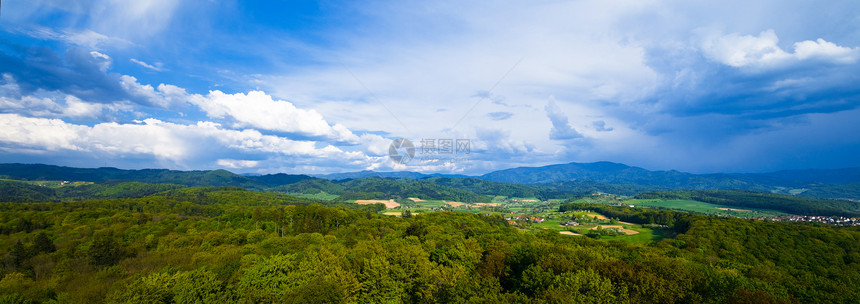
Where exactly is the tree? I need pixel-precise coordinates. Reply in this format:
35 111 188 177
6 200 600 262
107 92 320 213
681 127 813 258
32 232 55 254
88 234 126 267
10 240 29 268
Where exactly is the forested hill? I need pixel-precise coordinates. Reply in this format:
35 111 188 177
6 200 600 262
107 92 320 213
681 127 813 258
273 177 494 203
0 163 312 189
478 161 860 199
312 170 467 180
480 161 756 189
635 190 860 217
0 187 858 303
5 163 860 202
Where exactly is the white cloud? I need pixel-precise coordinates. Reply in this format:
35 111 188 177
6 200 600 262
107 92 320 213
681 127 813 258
130 58 165 72
544 99 583 140
194 90 360 143
113 75 363 144
358 133 393 156
0 114 87 151
89 51 112 71
216 159 260 169
62 96 105 118
119 75 190 108
701 29 859 68
8 25 130 50
793 39 860 63
0 113 370 166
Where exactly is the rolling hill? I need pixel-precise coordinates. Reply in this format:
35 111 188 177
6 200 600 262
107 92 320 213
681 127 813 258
0 163 312 190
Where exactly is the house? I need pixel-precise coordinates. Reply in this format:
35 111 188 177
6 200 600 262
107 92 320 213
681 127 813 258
562 221 579 226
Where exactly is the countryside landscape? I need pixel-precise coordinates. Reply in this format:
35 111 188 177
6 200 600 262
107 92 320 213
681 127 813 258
1 162 859 303
2 1 860 303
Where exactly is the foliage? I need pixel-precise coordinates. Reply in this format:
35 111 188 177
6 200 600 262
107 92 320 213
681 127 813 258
797 182 860 200
0 164 311 190
0 186 854 303
635 190 860 217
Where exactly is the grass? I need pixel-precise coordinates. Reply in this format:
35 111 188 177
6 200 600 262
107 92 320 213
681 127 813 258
1 179 94 188
597 226 674 244
288 192 339 200
527 212 670 244
624 199 789 217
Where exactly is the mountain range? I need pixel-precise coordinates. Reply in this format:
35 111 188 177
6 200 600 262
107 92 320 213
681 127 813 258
3 162 860 199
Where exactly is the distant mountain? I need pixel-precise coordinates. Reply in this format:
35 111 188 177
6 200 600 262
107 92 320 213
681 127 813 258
478 161 766 190
473 161 860 201
247 173 315 187
313 170 467 180
0 163 312 189
5 162 860 200
750 167 860 185
0 179 185 203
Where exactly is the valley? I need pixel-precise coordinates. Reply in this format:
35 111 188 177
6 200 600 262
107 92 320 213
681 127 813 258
1 163 859 303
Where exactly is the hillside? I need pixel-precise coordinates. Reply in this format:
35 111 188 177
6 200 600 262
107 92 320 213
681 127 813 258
480 161 768 190
0 180 185 202
635 190 860 217
0 186 858 303
5 163 860 202
0 164 312 190
312 170 467 180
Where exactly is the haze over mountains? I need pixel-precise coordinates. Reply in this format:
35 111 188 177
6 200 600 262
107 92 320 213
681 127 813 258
316 161 860 191
3 162 860 200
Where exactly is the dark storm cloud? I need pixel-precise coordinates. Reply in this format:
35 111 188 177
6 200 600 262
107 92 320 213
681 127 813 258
643 44 860 121
0 42 165 107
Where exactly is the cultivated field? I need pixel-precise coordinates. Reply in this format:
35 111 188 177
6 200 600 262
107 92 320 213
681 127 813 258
443 200 466 207
625 199 787 217
592 225 639 235
355 199 401 209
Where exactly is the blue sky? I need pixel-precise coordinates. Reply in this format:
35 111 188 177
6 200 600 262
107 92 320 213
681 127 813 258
1 0 859 175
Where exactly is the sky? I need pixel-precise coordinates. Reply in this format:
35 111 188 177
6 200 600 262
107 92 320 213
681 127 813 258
1 0 859 175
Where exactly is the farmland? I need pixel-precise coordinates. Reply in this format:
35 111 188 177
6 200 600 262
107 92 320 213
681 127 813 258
620 198 789 217
1 168 859 303
348 195 686 244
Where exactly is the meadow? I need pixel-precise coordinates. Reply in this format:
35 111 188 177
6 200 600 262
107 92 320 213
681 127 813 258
623 199 788 217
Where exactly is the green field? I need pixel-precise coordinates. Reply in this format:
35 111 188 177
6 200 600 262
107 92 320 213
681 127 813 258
288 192 340 200
526 210 671 244
623 199 789 217
590 225 674 244
1 178 94 188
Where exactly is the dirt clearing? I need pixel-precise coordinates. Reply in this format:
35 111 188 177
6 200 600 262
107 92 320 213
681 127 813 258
583 213 608 220
355 199 401 209
408 197 426 202
443 201 466 207
591 225 639 235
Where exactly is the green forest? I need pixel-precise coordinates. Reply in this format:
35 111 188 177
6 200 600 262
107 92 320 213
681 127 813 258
634 190 860 217
0 183 858 303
